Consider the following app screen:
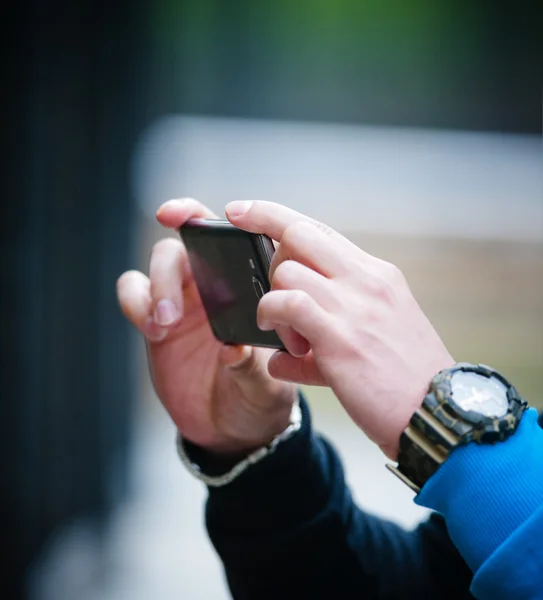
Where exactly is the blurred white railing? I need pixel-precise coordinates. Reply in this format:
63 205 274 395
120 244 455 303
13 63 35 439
132 116 542 242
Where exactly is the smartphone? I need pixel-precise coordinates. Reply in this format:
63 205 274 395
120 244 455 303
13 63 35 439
179 218 284 349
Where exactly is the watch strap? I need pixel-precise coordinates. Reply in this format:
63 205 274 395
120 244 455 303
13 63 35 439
386 403 457 494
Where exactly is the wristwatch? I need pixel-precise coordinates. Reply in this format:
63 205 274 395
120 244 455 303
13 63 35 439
387 363 528 494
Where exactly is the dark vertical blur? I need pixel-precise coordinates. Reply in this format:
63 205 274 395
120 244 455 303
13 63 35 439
3 1 148 597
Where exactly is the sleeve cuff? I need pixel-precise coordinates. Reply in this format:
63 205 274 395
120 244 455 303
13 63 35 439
204 394 334 536
415 408 543 573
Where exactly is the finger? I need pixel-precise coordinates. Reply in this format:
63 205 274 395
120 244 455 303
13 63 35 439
257 289 333 345
226 201 365 277
271 259 338 311
219 325 309 362
218 346 296 433
266 221 354 279
274 324 311 358
117 270 151 329
267 238 291 279
116 270 168 342
225 200 360 254
219 345 287 393
149 238 186 327
270 261 336 356
268 350 326 386
156 198 219 229
225 200 322 241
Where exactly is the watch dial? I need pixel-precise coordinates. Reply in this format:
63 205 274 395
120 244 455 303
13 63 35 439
450 372 509 418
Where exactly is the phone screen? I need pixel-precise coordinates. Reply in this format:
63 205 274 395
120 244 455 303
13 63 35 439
180 221 284 349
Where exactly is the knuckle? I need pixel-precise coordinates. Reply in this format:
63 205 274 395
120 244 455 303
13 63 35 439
363 306 384 328
282 222 303 248
269 245 286 277
364 262 404 304
285 219 336 243
283 220 326 248
365 272 395 304
273 260 299 288
257 295 275 327
313 219 334 236
382 261 405 284
286 289 310 315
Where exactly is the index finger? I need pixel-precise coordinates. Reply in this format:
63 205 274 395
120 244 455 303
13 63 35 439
225 201 365 263
225 200 321 242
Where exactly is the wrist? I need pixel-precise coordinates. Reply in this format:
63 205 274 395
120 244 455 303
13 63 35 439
188 401 295 460
178 398 302 487
383 355 456 461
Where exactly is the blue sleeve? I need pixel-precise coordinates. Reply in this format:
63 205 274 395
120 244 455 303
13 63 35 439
416 408 543 599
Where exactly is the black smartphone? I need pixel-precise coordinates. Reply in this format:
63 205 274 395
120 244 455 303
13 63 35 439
179 218 284 349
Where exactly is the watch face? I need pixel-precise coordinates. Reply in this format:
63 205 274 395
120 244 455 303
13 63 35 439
450 372 509 419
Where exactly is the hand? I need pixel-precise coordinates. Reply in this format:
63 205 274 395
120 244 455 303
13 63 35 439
226 200 454 460
116 199 297 457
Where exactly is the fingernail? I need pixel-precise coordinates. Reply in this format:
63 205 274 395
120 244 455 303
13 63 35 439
154 299 180 327
144 317 168 342
258 320 274 331
226 200 252 217
165 197 189 207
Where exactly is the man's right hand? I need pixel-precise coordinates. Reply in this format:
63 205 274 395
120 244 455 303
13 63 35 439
116 199 297 458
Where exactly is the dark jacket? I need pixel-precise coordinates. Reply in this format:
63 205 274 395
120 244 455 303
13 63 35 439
194 397 474 599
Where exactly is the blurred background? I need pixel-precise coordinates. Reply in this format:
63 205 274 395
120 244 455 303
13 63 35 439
4 0 542 598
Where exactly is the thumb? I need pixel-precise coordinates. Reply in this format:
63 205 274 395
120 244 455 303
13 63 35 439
219 344 296 406
219 344 275 382
268 350 326 386
219 344 256 370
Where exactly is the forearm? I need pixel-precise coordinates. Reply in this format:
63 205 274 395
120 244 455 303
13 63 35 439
203 396 473 599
